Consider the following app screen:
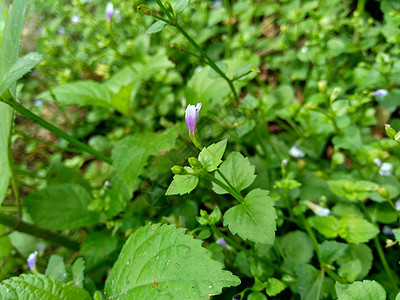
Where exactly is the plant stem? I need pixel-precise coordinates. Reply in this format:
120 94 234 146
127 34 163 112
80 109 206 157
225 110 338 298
0 212 79 250
216 168 243 199
222 0 233 59
202 172 243 203
210 224 250 254
1 96 112 164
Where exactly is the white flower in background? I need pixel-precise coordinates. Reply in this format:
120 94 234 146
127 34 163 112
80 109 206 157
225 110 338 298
304 201 330 217
379 162 393 177
395 199 400 211
373 158 382 167
289 145 305 158
71 15 81 23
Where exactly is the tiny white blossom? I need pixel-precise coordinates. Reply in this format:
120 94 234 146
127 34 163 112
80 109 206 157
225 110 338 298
373 158 382 167
305 201 330 217
71 15 80 23
289 145 305 158
379 162 393 177
395 200 400 211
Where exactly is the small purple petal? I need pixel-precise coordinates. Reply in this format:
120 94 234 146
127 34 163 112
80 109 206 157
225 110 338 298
185 103 201 133
383 226 394 235
374 158 382 167
106 2 114 21
373 89 388 98
396 200 400 211
216 238 229 248
34 99 43 107
27 251 38 270
104 181 111 189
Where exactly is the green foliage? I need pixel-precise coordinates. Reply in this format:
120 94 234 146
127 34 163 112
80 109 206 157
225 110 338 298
198 140 227 172
104 223 240 299
223 189 277 244
335 280 386 300
0 274 91 299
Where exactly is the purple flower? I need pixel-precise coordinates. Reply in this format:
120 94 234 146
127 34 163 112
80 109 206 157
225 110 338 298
373 89 388 98
34 99 43 107
27 251 38 271
383 226 394 235
374 158 382 167
185 103 201 133
216 238 230 249
106 2 114 21
396 200 400 211
104 181 111 189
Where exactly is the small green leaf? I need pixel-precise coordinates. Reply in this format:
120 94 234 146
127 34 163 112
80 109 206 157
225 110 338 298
174 0 189 14
337 244 373 281
296 264 324 300
335 280 386 300
223 189 277 244
104 223 240 299
309 216 340 238
198 140 227 172
212 152 256 194
166 174 199 195
24 184 100 230
338 216 379 244
0 274 91 299
247 291 267 300
320 241 348 264
72 258 85 288
392 228 400 243
327 180 378 201
265 277 286 296
338 260 362 283
278 231 314 268
45 255 67 282
145 21 167 34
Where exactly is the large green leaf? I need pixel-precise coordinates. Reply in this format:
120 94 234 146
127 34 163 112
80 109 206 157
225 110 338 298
111 127 179 193
335 280 386 300
296 264 324 300
223 188 277 244
104 223 240 299
0 0 28 205
212 152 256 194
278 230 314 269
24 184 100 230
0 274 91 299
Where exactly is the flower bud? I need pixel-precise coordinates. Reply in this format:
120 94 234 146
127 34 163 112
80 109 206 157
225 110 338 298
373 89 388 98
318 80 327 94
188 157 203 170
106 2 114 21
171 165 185 175
378 186 390 198
185 103 202 133
385 124 396 140
27 251 38 271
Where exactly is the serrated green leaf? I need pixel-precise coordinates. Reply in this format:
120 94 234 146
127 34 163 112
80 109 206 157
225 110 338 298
198 140 227 172
174 0 189 14
212 152 256 194
45 255 67 282
223 189 277 244
145 21 167 34
296 264 324 300
278 231 314 268
338 217 379 244
309 216 340 238
105 223 240 299
24 184 100 230
0 52 42 96
166 174 199 195
335 280 386 300
112 127 179 193
0 274 91 299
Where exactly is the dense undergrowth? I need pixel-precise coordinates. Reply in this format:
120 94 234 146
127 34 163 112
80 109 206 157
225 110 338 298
1 0 400 299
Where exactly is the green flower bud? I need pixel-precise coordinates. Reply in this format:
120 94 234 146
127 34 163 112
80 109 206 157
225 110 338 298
385 124 396 140
318 80 327 94
171 165 185 175
188 157 203 170
378 186 390 199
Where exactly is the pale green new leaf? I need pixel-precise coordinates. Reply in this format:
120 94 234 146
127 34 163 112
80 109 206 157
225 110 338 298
72 258 85 288
335 280 386 300
338 217 379 244
212 152 256 194
166 175 199 195
223 189 277 244
145 21 167 34
104 223 240 299
0 52 42 96
0 274 91 299
45 255 67 282
24 184 100 230
174 0 189 14
309 216 340 238
265 278 286 297
198 140 227 172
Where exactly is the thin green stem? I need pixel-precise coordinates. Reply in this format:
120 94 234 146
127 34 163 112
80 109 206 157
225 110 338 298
222 0 233 59
1 96 112 165
0 212 79 250
210 224 250 254
202 172 243 203
216 168 243 199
